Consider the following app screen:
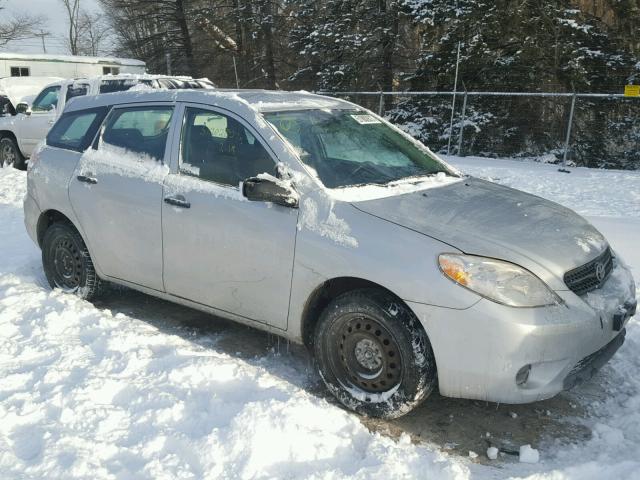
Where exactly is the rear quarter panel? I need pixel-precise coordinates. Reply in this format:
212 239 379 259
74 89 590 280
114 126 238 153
28 145 85 245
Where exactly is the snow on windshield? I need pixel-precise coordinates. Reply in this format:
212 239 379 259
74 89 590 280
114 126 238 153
328 172 463 202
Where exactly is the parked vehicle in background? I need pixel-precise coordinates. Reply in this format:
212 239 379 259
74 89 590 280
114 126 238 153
0 77 63 117
0 53 145 78
0 74 215 169
24 89 636 418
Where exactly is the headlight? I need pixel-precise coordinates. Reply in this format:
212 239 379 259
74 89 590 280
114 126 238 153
438 254 561 307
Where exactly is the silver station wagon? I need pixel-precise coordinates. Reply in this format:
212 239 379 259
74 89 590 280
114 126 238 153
24 89 636 418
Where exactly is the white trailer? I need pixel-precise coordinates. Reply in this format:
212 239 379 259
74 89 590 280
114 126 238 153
0 53 146 78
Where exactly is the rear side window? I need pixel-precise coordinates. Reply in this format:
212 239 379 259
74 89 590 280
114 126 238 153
47 107 109 152
66 83 89 101
101 106 174 162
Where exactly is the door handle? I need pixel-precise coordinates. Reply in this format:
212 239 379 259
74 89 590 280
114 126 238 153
77 175 98 184
164 195 191 209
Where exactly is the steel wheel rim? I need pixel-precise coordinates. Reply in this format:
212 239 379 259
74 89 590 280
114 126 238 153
330 314 402 394
51 237 83 291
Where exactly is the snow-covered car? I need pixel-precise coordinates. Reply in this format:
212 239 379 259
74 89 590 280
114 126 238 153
0 74 214 169
24 89 637 418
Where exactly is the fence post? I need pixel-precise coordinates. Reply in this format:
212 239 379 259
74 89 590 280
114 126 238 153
562 93 577 167
447 41 462 155
457 91 468 156
378 92 385 116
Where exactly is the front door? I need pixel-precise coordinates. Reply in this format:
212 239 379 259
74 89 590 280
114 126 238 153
162 105 298 329
69 104 175 291
17 85 60 156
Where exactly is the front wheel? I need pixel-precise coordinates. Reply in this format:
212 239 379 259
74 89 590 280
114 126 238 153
42 222 102 300
314 289 437 419
0 137 26 170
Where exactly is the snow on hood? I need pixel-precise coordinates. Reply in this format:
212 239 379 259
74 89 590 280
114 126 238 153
0 77 63 106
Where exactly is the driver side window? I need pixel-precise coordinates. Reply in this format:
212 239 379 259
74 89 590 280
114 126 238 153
179 107 274 187
32 86 61 112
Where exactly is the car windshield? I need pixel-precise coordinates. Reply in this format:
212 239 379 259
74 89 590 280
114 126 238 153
264 109 455 189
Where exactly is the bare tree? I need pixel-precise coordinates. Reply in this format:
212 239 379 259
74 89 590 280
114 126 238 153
100 0 199 76
59 0 82 55
0 1 44 46
76 11 113 56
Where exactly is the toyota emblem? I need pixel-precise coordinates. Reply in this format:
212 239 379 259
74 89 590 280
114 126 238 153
595 262 606 283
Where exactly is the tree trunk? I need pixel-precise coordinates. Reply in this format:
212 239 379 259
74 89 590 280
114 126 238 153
379 0 398 92
175 0 197 76
260 0 277 89
233 0 249 86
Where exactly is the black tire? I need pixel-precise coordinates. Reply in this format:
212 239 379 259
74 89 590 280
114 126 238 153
42 222 102 300
0 136 26 170
314 288 437 419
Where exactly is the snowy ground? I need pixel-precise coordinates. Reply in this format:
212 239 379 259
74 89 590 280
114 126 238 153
0 156 639 479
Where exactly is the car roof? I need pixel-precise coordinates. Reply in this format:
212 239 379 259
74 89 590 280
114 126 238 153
63 88 357 114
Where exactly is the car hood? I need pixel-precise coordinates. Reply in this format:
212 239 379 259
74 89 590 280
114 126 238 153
352 177 608 290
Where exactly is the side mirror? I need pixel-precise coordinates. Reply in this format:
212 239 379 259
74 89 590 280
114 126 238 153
16 102 31 115
242 176 299 208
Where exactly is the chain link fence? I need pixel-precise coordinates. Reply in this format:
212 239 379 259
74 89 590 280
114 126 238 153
320 91 640 169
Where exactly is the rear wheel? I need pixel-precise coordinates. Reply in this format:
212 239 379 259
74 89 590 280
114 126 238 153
314 289 437 419
42 222 102 300
0 136 26 170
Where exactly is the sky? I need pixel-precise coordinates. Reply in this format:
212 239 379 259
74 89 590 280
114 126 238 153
1 0 102 54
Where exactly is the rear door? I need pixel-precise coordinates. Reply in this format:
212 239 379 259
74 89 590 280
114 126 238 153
69 103 176 291
161 104 298 329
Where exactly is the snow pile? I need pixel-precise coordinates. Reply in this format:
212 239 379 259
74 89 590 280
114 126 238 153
486 447 498 460
0 167 25 206
519 445 540 464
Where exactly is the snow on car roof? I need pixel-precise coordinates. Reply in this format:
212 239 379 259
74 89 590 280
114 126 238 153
63 88 356 113
231 90 355 112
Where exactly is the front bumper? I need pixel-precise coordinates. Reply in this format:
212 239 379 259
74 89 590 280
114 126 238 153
407 260 635 404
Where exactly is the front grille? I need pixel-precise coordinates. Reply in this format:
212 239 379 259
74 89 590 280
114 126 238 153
564 247 613 296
